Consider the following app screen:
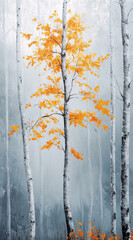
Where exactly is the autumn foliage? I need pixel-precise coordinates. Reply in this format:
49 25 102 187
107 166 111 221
8 125 20 136
67 222 120 240
9 10 112 161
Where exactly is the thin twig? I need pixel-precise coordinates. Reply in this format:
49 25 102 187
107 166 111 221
127 7 133 19
113 73 124 99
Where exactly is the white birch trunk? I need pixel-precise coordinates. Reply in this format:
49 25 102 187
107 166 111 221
87 127 93 237
89 130 93 223
37 1 43 239
3 0 11 239
16 1 36 239
80 166 83 223
80 165 84 228
40 159 43 239
110 0 116 235
61 0 74 237
120 0 131 239
98 131 103 226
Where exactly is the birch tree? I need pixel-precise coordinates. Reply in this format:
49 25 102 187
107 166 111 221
120 0 131 239
110 0 116 236
16 0 35 239
3 0 11 239
61 0 75 236
18 4 112 238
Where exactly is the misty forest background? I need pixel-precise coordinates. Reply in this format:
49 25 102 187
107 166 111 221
0 0 133 239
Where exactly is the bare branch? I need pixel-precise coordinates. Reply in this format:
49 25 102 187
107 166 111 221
69 93 82 100
127 7 133 19
42 112 64 119
113 73 124 99
115 0 121 7
0 27 16 43
58 144 65 152
116 96 123 101
67 59 79 101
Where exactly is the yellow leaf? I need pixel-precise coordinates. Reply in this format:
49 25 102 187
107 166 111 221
77 221 82 226
32 18 37 21
94 86 100 93
68 9 71 13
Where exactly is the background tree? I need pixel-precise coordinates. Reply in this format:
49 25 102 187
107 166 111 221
36 0 44 239
110 0 116 236
97 130 103 226
19 4 112 237
16 0 35 239
87 126 93 228
3 0 11 239
119 0 131 239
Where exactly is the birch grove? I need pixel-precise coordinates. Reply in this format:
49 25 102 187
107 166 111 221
120 0 131 239
3 0 11 239
110 0 116 235
1 0 130 238
16 0 36 239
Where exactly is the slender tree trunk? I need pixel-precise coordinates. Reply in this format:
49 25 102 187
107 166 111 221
87 127 93 238
88 127 93 221
16 1 35 239
97 131 103 226
37 0 43 239
3 0 11 239
120 0 131 239
110 0 116 235
40 159 43 239
80 166 83 223
61 0 74 237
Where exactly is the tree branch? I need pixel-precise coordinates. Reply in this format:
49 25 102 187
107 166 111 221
42 112 63 119
49 37 61 48
127 7 133 19
30 112 64 130
113 73 124 100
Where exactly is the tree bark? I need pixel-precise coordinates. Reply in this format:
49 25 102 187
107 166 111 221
98 131 103 226
37 0 44 239
61 0 74 237
110 0 116 236
16 0 35 239
3 0 11 239
87 127 93 235
120 0 131 239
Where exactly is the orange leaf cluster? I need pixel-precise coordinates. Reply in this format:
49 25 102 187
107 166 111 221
94 99 111 117
21 33 32 40
71 147 83 161
25 103 31 109
41 137 61 151
131 231 133 240
87 222 120 240
41 140 54 150
22 11 109 78
48 128 64 137
67 222 120 240
8 125 20 136
20 10 112 158
28 129 43 141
